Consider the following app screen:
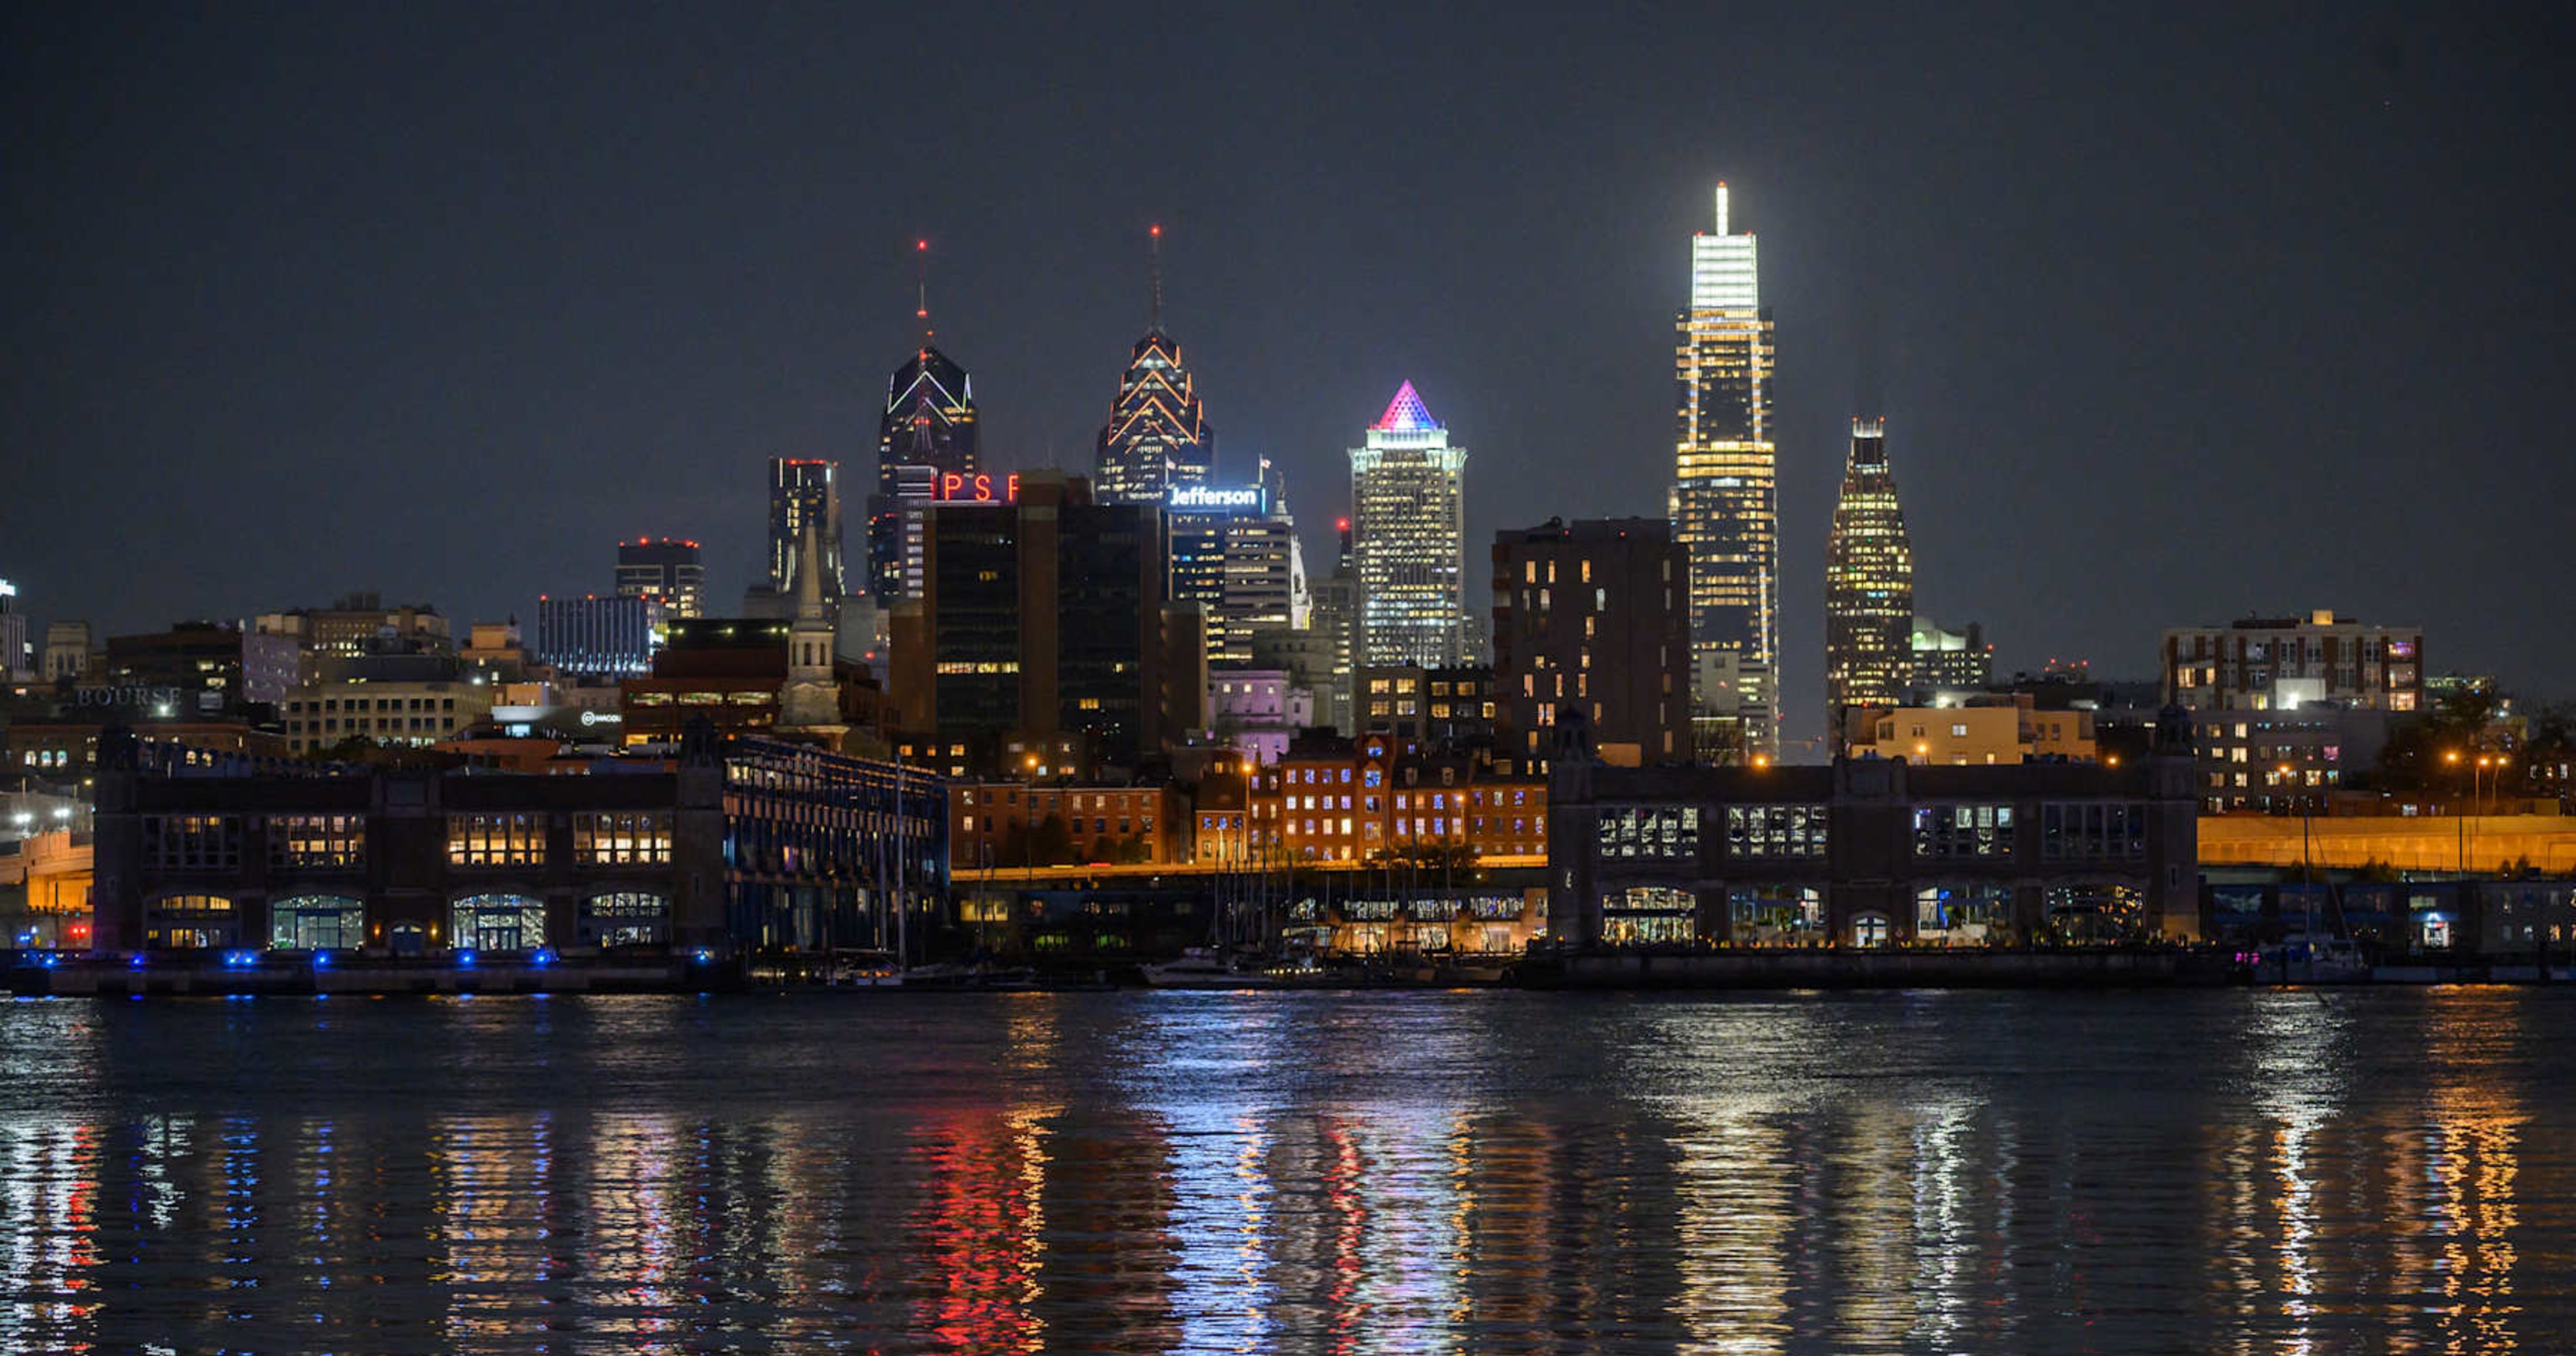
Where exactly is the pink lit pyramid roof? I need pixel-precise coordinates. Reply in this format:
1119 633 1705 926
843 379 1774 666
1371 380 1439 433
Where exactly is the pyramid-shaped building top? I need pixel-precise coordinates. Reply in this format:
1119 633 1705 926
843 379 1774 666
1371 381 1440 434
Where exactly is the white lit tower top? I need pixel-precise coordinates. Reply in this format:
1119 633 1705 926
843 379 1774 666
1690 182 1760 312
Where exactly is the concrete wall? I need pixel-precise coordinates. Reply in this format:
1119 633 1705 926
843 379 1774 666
2198 814 2576 875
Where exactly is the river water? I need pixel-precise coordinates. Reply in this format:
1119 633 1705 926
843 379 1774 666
1 988 2568 1353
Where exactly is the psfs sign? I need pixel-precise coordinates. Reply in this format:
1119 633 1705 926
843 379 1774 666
936 473 1020 503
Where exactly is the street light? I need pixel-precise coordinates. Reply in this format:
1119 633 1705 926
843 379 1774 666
2474 753 2510 817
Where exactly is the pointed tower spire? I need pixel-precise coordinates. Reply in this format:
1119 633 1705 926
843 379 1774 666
1714 180 1730 235
1148 223 1164 334
914 237 934 353
794 513 828 622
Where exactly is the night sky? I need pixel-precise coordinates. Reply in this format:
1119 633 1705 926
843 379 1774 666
7 3 2571 745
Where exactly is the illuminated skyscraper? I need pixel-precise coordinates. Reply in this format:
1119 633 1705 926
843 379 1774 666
1350 382 1467 668
767 458 841 602
1095 225 1215 506
870 241 980 604
1671 182 1778 757
1824 418 1914 717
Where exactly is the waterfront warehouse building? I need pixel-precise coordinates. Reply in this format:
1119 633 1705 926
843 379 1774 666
87 724 944 958
1545 711 2200 949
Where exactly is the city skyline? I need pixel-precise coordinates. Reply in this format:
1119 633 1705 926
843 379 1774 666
5 7 2572 734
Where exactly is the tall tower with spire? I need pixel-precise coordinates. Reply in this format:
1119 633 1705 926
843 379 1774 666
1672 180 1779 759
1094 224 1215 506
1824 418 1914 721
1350 382 1468 667
779 516 848 741
870 239 981 605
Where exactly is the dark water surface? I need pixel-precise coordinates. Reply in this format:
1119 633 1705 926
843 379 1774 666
2 988 2570 1353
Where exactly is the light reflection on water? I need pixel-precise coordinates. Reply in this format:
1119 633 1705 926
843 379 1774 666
1 989 2572 1353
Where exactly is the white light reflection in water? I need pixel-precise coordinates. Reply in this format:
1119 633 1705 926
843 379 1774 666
1643 1000 1812 1356
1668 1099 1792 1355
1129 996 1286 1353
1906 1095 1975 1353
1157 1100 1276 1353
2244 990 2348 1356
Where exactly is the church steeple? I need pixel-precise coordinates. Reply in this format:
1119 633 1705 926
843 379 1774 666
780 517 847 738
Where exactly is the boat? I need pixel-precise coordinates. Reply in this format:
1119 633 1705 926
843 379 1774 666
2268 933 2371 984
1142 946 1283 990
826 948 904 988
902 959 1039 991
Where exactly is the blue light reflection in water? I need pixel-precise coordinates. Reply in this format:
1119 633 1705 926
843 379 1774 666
0 989 2571 1353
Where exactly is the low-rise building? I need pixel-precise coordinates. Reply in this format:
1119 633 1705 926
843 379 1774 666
2162 611 2423 714
281 652 494 755
1548 711 2200 948
1845 696 2099 765
1209 669 1311 765
2192 706 2393 814
1266 730 1544 865
948 782 1182 869
86 725 942 958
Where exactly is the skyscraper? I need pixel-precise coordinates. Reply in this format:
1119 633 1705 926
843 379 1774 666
1350 382 1468 668
870 242 981 604
1166 482 1300 665
1294 517 1361 733
616 538 706 619
1824 418 1914 717
1671 182 1778 757
888 473 1201 772
1094 225 1215 506
767 459 842 603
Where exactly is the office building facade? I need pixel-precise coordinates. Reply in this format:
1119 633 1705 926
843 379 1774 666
890 475 1201 772
1911 618 1992 692
1350 382 1467 669
0 580 25 681
104 622 300 713
616 538 706 620
533 595 661 679
1671 182 1779 755
1824 418 1914 719
43 620 95 683
766 458 842 605
1166 483 1301 666
1493 517 1692 771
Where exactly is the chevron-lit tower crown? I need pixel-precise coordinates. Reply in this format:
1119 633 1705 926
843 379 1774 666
868 239 981 605
1824 417 1915 720
1095 224 1215 505
1672 180 1779 759
1350 381 1468 668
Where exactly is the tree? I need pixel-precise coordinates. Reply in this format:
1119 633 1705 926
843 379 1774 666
2364 688 2501 794
1028 813 1075 867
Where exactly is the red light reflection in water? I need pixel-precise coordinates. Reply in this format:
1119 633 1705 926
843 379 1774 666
910 1108 1050 1354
